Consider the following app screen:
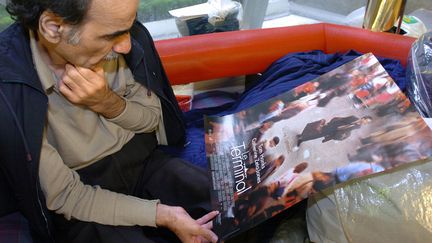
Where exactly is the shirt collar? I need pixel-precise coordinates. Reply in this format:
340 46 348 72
29 30 57 92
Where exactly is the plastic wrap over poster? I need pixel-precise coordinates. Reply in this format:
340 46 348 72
204 53 432 240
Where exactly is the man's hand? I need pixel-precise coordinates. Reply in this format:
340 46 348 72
156 204 219 243
59 64 125 118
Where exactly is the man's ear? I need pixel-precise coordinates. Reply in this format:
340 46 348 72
38 11 64 44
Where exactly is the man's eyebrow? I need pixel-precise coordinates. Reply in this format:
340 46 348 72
100 28 131 40
101 15 137 40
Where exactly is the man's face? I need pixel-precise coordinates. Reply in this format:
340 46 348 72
268 140 275 148
53 0 139 69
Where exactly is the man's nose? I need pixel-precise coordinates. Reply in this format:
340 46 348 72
112 33 131 54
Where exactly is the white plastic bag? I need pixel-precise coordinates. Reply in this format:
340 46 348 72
307 158 432 242
406 31 432 117
169 0 242 36
207 0 242 26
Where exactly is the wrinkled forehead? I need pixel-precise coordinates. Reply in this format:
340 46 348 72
85 0 139 27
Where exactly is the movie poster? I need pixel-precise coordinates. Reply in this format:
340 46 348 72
204 53 432 240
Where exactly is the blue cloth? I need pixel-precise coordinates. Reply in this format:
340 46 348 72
334 162 385 182
161 50 406 168
191 90 240 109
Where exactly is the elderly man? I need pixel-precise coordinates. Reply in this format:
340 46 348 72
0 0 218 242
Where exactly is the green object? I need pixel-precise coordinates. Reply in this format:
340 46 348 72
0 6 13 32
403 15 419 24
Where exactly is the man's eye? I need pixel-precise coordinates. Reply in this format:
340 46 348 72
104 35 117 41
104 32 130 41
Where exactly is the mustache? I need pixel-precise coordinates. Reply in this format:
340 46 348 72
104 51 119 61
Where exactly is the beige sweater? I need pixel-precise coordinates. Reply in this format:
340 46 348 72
31 32 163 227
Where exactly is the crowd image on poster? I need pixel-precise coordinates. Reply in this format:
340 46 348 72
204 53 432 241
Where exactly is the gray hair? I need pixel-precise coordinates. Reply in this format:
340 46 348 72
66 27 81 45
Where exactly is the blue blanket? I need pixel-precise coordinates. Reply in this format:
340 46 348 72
162 50 406 168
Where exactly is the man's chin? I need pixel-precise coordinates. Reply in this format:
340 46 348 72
82 60 105 70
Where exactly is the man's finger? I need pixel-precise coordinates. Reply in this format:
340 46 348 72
75 65 94 77
75 65 104 81
63 64 89 87
196 211 219 225
64 63 83 80
93 65 105 76
192 236 200 243
59 85 79 104
201 220 213 230
62 76 79 91
197 227 218 243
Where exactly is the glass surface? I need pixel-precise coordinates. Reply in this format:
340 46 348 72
0 0 429 39
137 0 207 23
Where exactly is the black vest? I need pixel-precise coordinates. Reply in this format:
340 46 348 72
0 21 185 242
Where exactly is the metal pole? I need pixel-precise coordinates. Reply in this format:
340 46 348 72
395 0 407 34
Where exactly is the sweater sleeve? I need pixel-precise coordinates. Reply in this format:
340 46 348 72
107 82 161 134
38 134 159 227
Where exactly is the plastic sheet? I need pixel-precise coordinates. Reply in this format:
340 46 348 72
406 31 432 117
307 158 432 242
